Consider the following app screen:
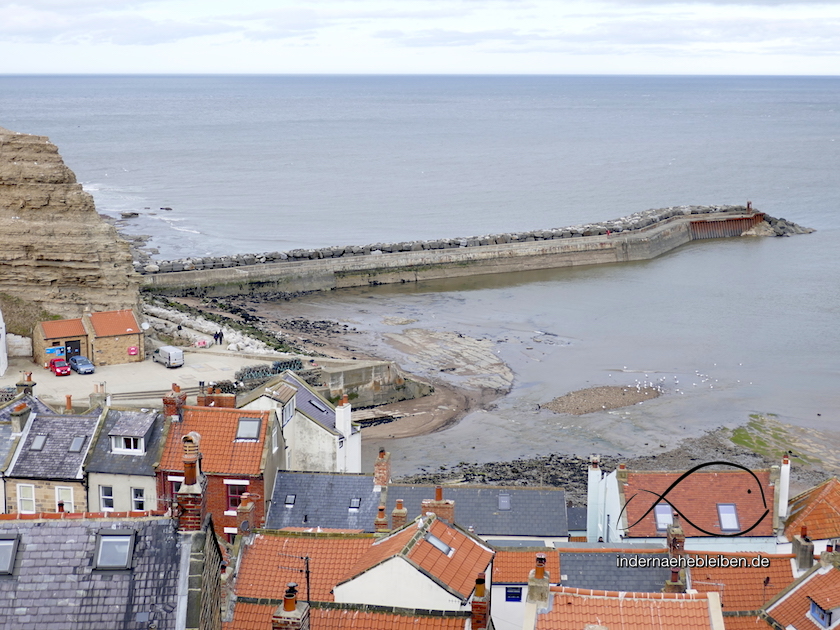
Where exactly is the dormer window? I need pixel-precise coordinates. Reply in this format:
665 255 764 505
717 504 740 532
30 435 47 451
655 504 674 531
111 436 144 455
810 598 833 628
236 417 261 441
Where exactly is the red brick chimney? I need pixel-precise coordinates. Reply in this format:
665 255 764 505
373 448 391 488
271 583 310 630
664 568 686 593
176 432 206 532
421 486 455 523
374 505 390 533
237 493 256 536
471 573 489 630
391 499 408 530
163 384 187 420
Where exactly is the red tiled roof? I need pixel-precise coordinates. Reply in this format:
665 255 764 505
41 318 85 339
87 309 140 337
766 565 840 630
234 531 374 601
342 516 494 601
785 477 840 541
225 603 469 630
722 616 771 630
538 588 717 630
624 470 775 537
688 552 796 611
158 407 270 476
491 550 561 584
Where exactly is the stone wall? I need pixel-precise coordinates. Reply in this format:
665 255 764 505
0 127 140 319
7 478 87 514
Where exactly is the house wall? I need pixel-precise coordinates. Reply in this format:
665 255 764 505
89 332 144 366
333 557 465 611
0 308 6 377
262 414 286 517
491 584 530 630
284 411 338 472
5 477 87 513
87 472 158 512
339 430 362 474
205 475 264 532
32 330 90 367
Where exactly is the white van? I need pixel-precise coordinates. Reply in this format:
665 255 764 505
152 346 184 368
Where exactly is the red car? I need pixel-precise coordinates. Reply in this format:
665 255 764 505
49 358 71 376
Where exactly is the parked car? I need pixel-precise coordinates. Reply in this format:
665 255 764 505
152 346 184 368
69 355 96 374
49 358 71 376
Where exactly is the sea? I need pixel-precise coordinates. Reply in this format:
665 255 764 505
1 75 838 475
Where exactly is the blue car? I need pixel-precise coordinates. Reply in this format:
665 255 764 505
68 355 96 374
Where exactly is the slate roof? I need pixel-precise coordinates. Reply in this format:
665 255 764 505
0 393 56 420
0 515 182 630
237 374 297 408
566 506 587 531
157 406 270 476
688 552 796 612
8 411 101 480
227 602 470 630
623 469 775 537
537 588 717 630
765 564 840 630
233 530 374 601
493 549 561 583
86 409 163 476
0 396 55 473
785 477 840 541
40 318 86 339
283 371 336 431
385 484 568 537
86 309 141 337
559 549 672 592
340 515 494 602
265 471 379 531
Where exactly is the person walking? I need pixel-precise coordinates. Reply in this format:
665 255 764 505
218 330 225 345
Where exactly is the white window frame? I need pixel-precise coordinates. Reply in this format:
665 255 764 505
654 503 674 531
224 479 250 515
17 484 36 514
272 424 279 453
110 435 145 455
717 503 740 532
100 485 114 511
56 486 74 513
132 487 145 511
235 417 261 441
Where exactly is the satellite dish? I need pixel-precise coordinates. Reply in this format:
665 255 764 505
140 322 150 331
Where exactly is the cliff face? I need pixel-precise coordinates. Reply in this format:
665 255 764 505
0 127 139 319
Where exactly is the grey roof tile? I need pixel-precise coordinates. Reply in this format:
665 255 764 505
86 409 163 476
283 372 336 431
385 484 568 537
566 506 587 531
559 551 672 592
9 411 101 479
265 471 379 530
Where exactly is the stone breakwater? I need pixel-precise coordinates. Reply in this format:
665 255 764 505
138 205 813 298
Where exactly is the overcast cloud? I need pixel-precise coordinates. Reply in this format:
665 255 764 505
0 0 837 74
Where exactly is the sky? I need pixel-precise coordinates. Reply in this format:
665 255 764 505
0 0 838 75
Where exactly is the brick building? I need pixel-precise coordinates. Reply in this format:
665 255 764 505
83 309 145 365
32 317 90 367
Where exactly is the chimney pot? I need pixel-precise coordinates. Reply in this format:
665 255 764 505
435 486 443 501
535 553 546 579
475 573 486 597
341 394 349 406
828 544 835 553
802 526 808 538
283 583 298 612
65 394 73 412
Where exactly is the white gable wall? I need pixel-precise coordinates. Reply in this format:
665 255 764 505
285 411 338 472
0 307 7 377
333 556 465 611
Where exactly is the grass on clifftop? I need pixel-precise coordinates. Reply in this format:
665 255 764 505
0 293 60 336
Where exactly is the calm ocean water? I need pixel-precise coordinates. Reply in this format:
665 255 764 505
2 75 838 472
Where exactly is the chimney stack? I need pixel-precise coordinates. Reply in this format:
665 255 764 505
391 499 408 530
10 403 30 433
237 493 256 536
616 462 628 484
64 394 73 414
664 568 686 593
777 455 791 520
89 382 109 409
163 383 187 421
15 372 35 396
667 520 686 557
526 554 551 612
373 448 391 489
471 573 489 630
374 505 390 533
421 486 455 523
335 394 352 439
792 532 815 571
176 432 206 532
271 583 310 630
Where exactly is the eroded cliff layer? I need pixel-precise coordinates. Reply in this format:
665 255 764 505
0 127 139 319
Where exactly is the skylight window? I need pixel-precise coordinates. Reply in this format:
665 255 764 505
717 504 740 532
498 493 511 511
236 417 261 440
654 504 674 531
349 497 361 510
69 436 85 453
285 494 296 507
30 435 47 451
309 399 328 413
0 535 19 575
94 532 134 570
424 532 453 556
